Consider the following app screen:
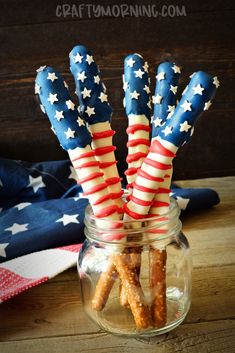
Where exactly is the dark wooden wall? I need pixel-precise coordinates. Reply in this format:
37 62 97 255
0 0 234 180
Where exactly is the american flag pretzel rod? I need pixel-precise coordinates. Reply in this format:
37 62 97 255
36 66 127 312
67 47 152 327
148 61 181 327
70 45 123 209
118 53 152 308
123 53 151 192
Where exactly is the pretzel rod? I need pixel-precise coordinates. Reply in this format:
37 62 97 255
114 252 152 329
70 45 123 208
123 54 151 192
69 46 152 326
148 62 180 327
119 54 152 307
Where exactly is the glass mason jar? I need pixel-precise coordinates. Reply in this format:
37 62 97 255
78 198 192 337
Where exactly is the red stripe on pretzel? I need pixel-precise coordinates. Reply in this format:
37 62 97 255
149 139 176 157
144 158 172 170
126 152 147 163
127 139 150 147
94 205 119 218
132 182 157 194
92 130 115 140
138 169 164 182
126 124 151 134
93 146 116 156
83 183 107 196
78 172 104 184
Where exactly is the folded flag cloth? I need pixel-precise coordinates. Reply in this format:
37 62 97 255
0 158 220 302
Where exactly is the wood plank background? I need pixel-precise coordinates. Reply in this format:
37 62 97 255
0 0 234 179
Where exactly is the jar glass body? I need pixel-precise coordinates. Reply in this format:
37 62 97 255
78 199 192 337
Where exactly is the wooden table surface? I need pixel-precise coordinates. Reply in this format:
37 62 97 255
0 176 234 353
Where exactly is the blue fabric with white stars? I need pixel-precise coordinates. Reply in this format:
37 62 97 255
0 158 219 263
158 71 217 147
69 45 113 124
36 66 92 150
152 61 180 139
123 53 151 118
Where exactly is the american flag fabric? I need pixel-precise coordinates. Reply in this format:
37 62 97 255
0 157 219 302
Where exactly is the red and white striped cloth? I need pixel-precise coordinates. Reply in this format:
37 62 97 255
0 243 82 303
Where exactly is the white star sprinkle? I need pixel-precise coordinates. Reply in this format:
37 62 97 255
65 128 75 139
28 175 46 193
172 64 181 74
77 71 87 82
85 106 95 117
77 117 85 126
36 65 46 72
81 87 91 99
47 72 58 82
152 94 162 104
99 92 108 102
181 100 192 112
180 120 191 132
5 223 29 235
156 72 165 81
167 105 175 113
153 117 162 127
193 84 204 95
143 85 150 94
162 126 173 136
54 110 64 121
48 93 58 105
170 85 178 95
66 100 75 110
213 76 220 88
0 243 9 258
176 196 190 210
64 81 69 89
94 75 100 84
68 166 78 181
56 214 80 226
74 52 83 63
126 57 135 67
134 69 145 79
77 106 81 113
130 90 140 99
34 83 40 94
204 100 212 111
143 61 149 72
86 54 94 65
15 202 31 211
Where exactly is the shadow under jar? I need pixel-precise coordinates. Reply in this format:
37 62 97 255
78 198 192 337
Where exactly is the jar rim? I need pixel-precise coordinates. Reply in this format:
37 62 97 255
84 197 181 245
